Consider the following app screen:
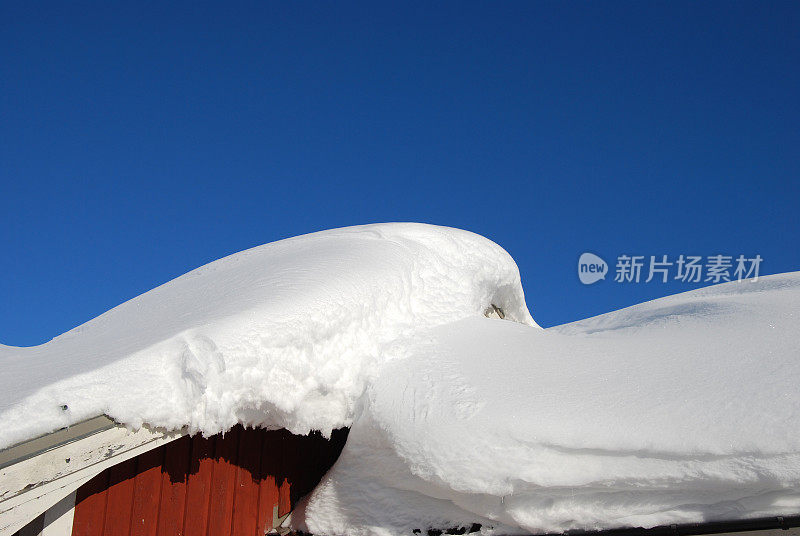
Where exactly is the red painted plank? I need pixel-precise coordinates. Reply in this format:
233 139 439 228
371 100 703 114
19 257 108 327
288 430 312 510
277 430 293 517
103 458 137 536
304 431 324 496
156 435 191 536
182 434 215 535
231 427 264 536
256 430 281 534
206 426 241 536
73 468 110 536
70 425 349 536
293 432 312 498
131 446 165 536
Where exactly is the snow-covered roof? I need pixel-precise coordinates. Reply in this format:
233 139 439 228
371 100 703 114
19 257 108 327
299 271 800 535
0 223 533 450
3 223 800 535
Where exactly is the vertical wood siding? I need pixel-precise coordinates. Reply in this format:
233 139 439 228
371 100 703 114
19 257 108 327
70 426 348 536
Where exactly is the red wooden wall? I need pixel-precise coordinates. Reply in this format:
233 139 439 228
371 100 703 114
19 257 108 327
71 426 348 536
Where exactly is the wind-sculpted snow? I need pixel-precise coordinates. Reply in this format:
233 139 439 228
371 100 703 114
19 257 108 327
297 272 800 535
0 223 534 449
3 225 800 535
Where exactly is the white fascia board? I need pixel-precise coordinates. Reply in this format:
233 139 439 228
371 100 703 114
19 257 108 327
0 417 186 536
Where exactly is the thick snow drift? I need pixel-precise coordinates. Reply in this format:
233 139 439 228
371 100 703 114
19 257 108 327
297 272 800 535
3 223 799 535
0 223 532 450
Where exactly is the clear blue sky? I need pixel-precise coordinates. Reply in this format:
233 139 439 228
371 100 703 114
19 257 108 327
1 1 798 346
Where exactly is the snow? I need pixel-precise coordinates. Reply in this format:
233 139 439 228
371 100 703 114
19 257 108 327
297 271 800 535
2 222 800 535
0 223 533 450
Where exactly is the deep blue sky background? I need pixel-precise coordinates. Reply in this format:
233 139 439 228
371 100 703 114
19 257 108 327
1 1 798 346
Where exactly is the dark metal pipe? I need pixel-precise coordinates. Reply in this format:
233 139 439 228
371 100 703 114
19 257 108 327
557 515 800 536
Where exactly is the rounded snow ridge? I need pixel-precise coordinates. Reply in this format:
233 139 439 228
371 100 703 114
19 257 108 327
0 223 534 449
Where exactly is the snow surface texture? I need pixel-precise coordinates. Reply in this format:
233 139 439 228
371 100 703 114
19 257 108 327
0 223 533 450
297 271 800 535
3 223 800 535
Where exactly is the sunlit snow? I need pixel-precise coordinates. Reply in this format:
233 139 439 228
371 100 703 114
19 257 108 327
2 223 798 535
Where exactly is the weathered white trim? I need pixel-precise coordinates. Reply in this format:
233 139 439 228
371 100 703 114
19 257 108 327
0 418 185 536
0 417 116 471
40 491 75 536
2 477 87 536
271 511 292 535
